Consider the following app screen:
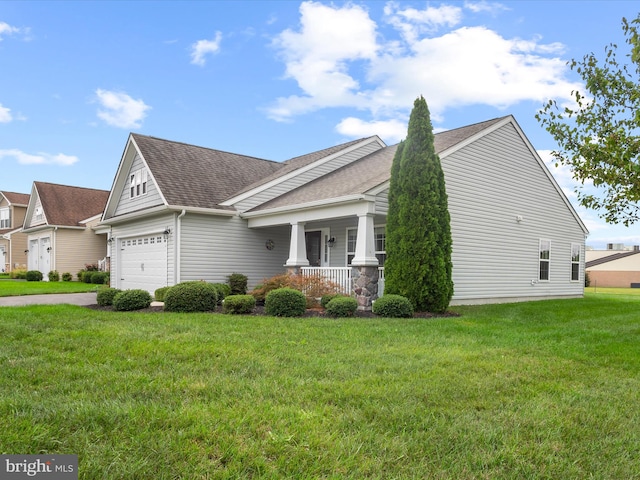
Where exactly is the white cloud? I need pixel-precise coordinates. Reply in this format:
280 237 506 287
0 149 78 166
190 32 222 66
268 1 378 120
268 1 582 139
0 21 20 40
0 103 12 123
95 89 151 129
464 1 510 15
336 117 407 144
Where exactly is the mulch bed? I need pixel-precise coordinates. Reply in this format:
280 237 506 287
85 304 459 318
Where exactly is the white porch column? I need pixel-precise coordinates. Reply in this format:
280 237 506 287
351 213 379 266
285 221 310 267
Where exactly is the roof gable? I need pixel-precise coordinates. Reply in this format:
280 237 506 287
104 134 285 217
0 191 30 207
29 182 109 227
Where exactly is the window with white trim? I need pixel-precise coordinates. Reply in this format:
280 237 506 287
130 169 148 198
345 226 387 266
35 206 43 222
539 239 550 281
0 208 10 229
571 243 581 282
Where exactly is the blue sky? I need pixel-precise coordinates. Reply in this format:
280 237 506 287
1 1 638 249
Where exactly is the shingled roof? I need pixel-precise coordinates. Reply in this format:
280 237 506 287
34 182 109 226
250 116 508 212
231 137 372 199
131 134 283 209
1 191 30 206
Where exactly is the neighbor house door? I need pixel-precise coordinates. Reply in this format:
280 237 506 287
40 237 51 278
28 239 39 271
0 247 5 272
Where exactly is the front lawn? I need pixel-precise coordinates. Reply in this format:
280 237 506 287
1 295 639 479
0 280 101 296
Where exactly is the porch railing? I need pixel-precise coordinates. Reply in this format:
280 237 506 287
300 267 351 295
300 266 386 297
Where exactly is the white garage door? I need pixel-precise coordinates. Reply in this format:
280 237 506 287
119 234 167 293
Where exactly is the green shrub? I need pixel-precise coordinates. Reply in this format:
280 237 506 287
212 283 231 304
223 295 256 314
91 271 109 285
265 288 307 317
228 273 248 295
62 272 73 282
372 294 414 318
47 270 60 282
113 289 152 311
325 296 358 317
154 286 172 302
321 293 343 308
97 287 122 306
82 271 93 283
10 269 27 279
26 270 43 282
164 281 219 313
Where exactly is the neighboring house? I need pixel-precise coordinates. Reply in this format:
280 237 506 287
99 115 588 309
586 248 640 288
0 191 30 273
23 182 110 280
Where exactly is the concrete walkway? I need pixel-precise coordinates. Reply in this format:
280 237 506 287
0 292 98 307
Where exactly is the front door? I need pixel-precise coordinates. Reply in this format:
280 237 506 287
305 231 322 267
0 247 5 272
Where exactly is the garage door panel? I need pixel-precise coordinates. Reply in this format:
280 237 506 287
120 235 167 293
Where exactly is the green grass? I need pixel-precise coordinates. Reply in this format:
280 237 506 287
585 286 640 296
0 280 101 296
1 296 640 479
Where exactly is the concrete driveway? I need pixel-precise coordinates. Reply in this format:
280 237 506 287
0 292 97 307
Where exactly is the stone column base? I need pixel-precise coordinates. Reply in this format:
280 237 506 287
351 266 379 311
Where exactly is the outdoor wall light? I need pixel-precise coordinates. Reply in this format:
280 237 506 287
163 228 171 235
46 247 52 252
327 237 336 248
24 249 29 254
107 237 114 244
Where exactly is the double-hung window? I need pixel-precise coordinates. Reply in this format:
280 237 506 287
0 208 9 229
539 239 550 281
571 243 581 282
130 169 148 198
346 226 386 266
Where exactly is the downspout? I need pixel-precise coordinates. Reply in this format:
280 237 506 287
174 210 186 285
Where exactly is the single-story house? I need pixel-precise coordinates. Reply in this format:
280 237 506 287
98 115 588 309
23 182 110 280
0 191 30 273
586 248 640 288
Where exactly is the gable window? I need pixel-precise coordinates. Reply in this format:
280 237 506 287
35 206 43 222
0 208 9 229
571 243 581 282
539 239 550 281
130 169 148 198
346 226 387 266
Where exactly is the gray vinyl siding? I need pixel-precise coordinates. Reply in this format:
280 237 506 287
109 213 175 289
113 154 163 217
442 122 585 303
180 213 291 289
235 142 383 212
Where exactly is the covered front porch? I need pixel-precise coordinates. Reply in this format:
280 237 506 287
244 198 387 310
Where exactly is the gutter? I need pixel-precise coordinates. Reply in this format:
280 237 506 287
174 209 186 285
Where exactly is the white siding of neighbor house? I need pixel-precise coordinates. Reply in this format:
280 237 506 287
28 196 46 227
441 122 585 303
234 142 383 212
109 213 175 290
113 153 164 217
180 213 291 289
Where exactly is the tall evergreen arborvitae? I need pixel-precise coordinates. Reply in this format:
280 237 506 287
384 96 453 313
